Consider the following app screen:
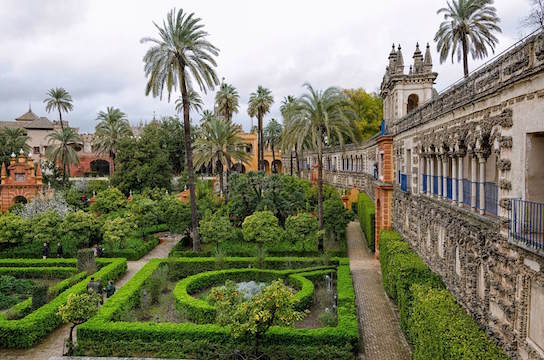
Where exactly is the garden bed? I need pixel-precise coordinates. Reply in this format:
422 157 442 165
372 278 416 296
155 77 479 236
77 257 358 359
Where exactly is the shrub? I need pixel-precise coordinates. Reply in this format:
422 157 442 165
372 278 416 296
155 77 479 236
32 283 49 310
0 275 34 310
242 210 283 259
127 195 159 233
30 210 63 246
200 210 237 251
77 249 96 274
285 212 319 251
0 213 31 244
91 187 126 214
102 216 136 251
102 235 159 261
16 193 72 219
61 211 99 250
357 193 375 252
156 196 190 234
323 198 351 241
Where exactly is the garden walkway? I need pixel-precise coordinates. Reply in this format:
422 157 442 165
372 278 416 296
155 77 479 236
346 221 411 360
0 232 180 360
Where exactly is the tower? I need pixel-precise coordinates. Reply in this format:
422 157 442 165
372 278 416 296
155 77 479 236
380 43 437 130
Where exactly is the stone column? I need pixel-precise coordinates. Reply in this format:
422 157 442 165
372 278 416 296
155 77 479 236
471 156 477 211
437 156 443 198
452 156 457 203
419 155 424 195
430 156 435 197
458 156 464 207
426 157 431 196
442 157 448 199
479 156 486 215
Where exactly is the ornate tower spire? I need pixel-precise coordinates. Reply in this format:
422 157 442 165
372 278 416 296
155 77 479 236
1 162 6 181
396 45 404 74
388 44 397 73
424 43 433 72
413 42 423 73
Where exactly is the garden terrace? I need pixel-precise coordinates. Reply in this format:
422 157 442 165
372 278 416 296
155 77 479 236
0 257 126 348
77 257 359 359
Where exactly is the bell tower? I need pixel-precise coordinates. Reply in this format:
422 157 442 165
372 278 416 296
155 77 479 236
380 43 437 130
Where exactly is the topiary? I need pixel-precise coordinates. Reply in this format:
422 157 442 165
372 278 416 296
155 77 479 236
77 248 96 274
31 283 49 310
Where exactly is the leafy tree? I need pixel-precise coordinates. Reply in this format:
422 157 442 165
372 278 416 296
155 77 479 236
242 210 282 259
344 88 383 140
285 212 319 250
57 292 101 355
91 187 126 214
61 210 98 249
31 210 63 245
323 198 352 241
141 8 220 252
157 195 191 234
286 84 356 251
199 210 237 251
16 192 72 219
259 174 307 225
434 0 502 77
193 116 249 202
111 123 173 194
45 128 81 183
158 116 186 175
248 86 274 171
0 128 30 169
0 213 31 244
210 279 306 356
215 82 239 123
102 216 136 251
93 107 133 175
64 186 87 210
228 172 265 226
127 195 159 234
43 87 73 178
264 118 282 173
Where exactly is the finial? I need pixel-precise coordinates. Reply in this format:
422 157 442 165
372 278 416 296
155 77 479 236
129 189 132 196
19 148 24 155
416 42 420 49
398 44 401 51
426 42 430 49
11 152 15 158
29 101 32 112
28 151 32 158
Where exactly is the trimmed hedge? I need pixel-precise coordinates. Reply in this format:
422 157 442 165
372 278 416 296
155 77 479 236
379 230 509 359
77 257 359 359
0 258 127 348
357 193 375 252
174 267 332 323
0 266 77 279
103 235 160 261
0 258 77 267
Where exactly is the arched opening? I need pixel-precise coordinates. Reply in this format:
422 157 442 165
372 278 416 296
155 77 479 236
231 163 246 173
272 160 282 174
90 159 110 177
407 94 419 113
13 196 27 205
263 160 270 174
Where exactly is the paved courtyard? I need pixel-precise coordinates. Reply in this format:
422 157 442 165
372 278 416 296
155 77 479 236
346 221 412 360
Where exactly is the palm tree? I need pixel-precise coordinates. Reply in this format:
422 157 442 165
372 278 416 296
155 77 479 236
193 116 249 202
264 118 282 173
45 128 81 183
93 107 133 175
290 83 356 251
280 95 301 176
0 128 30 168
175 88 204 114
434 0 501 77
215 82 239 122
200 109 215 124
43 87 74 178
248 86 273 172
141 8 219 252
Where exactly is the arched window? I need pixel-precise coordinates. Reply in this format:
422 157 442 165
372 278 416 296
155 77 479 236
407 94 419 113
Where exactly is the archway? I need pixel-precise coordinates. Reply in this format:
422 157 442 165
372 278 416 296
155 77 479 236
13 196 27 205
263 160 270 174
407 94 419 113
90 159 110 177
231 163 246 173
272 160 282 174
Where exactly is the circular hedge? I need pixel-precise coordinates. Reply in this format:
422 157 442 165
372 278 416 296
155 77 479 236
173 267 334 324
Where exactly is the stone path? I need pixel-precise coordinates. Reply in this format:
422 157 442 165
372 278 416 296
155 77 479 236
0 233 180 360
346 221 411 360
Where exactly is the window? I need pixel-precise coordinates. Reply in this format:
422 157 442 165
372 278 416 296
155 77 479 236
407 94 419 113
15 173 26 182
33 146 40 154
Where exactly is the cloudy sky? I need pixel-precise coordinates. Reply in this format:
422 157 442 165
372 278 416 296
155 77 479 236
0 0 536 132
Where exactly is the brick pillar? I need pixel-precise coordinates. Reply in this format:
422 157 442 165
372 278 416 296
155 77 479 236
374 136 394 259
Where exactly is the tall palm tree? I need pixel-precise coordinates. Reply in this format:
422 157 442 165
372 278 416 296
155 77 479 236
141 8 219 252
215 82 239 122
264 118 282 173
175 88 204 114
248 86 273 172
280 95 301 176
43 87 74 177
45 128 81 183
434 0 501 77
193 116 249 202
93 107 133 175
290 83 356 251
200 109 216 124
